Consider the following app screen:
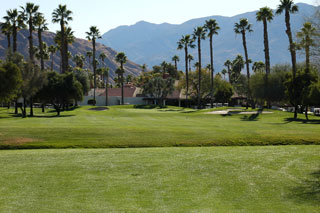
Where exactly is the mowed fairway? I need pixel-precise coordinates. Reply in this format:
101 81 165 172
0 146 319 212
1 106 320 148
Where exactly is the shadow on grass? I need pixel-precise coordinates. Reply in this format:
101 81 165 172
283 118 320 124
240 113 260 121
159 109 184 112
289 168 320 205
31 115 75 118
180 110 198 114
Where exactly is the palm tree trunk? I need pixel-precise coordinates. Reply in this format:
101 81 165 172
121 64 124 105
51 53 54 71
13 24 17 52
197 38 202 109
28 18 34 63
38 29 44 71
306 42 310 73
105 77 108 106
185 47 189 108
174 60 177 70
242 31 251 109
209 35 214 108
263 19 271 108
93 38 96 104
285 10 298 119
7 34 11 49
29 97 33 117
60 21 66 73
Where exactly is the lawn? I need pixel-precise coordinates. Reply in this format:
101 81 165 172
0 146 319 212
1 105 320 149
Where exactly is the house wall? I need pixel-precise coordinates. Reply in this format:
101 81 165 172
79 96 147 106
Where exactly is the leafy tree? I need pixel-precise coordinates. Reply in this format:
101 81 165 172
177 35 195 106
38 72 82 116
34 12 48 71
86 26 101 103
256 6 274 107
0 62 22 102
234 18 253 108
20 3 39 63
231 55 245 84
140 64 147 72
193 26 206 108
72 54 85 68
214 77 233 103
171 55 180 70
4 9 25 52
204 19 220 108
142 76 175 106
115 52 127 105
276 0 299 118
252 61 265 74
52 4 73 73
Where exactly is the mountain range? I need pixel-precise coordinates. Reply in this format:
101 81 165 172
99 3 317 73
0 29 142 80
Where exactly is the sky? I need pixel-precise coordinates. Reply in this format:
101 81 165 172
0 0 317 38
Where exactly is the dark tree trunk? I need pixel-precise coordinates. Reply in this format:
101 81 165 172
174 60 177 70
185 46 189 107
42 104 45 113
285 10 298 119
121 63 124 105
93 38 96 103
197 37 202 109
14 100 18 114
305 105 309 120
306 40 310 73
60 21 66 73
51 53 54 71
105 75 109 106
263 19 271 108
241 31 251 109
28 17 34 63
38 29 44 71
22 97 27 118
29 97 33 117
6 34 11 49
209 35 214 108
13 24 17 52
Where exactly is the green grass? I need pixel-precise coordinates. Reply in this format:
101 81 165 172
1 105 320 149
0 146 319 212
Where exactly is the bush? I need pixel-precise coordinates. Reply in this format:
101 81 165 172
87 99 96 105
134 104 159 109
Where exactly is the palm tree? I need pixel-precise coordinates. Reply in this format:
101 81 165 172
161 61 168 78
252 61 265 73
115 52 127 105
103 67 110 106
5 9 25 52
177 35 195 107
276 0 299 118
234 18 253 109
193 26 206 109
231 55 245 83
297 22 317 72
34 12 48 71
99 52 107 67
72 54 85 68
141 64 147 72
187 54 193 73
86 26 101 103
52 4 73 73
0 18 12 49
172 55 180 70
21 3 39 63
221 69 227 80
256 6 274 108
48 45 57 71
224 60 232 83
204 19 220 108
86 51 93 67
54 27 75 71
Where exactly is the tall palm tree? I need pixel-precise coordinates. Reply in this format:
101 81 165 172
177 35 195 107
276 0 299 118
204 19 220 108
297 22 317 72
257 7 274 108
221 69 227 80
21 3 39 63
141 64 147 72
193 26 206 109
54 27 75 69
52 4 73 73
86 51 93 67
115 52 127 105
5 9 25 52
234 18 253 109
99 52 107 67
86 26 101 103
187 54 193 73
34 12 48 71
172 55 180 70
224 60 232 83
161 61 168 78
0 18 12 49
48 45 57 71
103 67 110 106
72 54 85 68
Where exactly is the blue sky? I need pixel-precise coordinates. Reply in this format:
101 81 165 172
0 0 316 38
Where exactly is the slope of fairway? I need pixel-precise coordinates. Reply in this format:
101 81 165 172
0 106 320 149
0 146 319 212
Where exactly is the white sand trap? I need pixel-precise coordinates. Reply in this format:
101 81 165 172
207 109 274 115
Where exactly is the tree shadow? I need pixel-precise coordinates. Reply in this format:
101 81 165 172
31 115 75 118
180 110 198 114
159 109 184 112
289 168 320 205
240 113 260 121
284 118 320 124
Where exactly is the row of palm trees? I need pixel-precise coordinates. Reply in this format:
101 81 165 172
175 0 305 112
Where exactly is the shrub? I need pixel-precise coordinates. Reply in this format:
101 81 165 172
87 99 96 105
